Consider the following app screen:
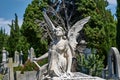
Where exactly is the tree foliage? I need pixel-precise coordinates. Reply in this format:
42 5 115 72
116 0 120 51
16 35 30 62
21 0 48 56
77 51 104 76
0 28 9 62
8 13 20 57
76 0 116 63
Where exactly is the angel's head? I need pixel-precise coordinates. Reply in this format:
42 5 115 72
54 26 65 37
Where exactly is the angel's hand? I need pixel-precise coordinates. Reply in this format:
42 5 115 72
33 58 38 61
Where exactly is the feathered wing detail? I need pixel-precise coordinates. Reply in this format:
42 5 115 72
67 16 90 56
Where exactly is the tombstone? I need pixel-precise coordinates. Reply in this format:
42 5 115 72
14 51 19 65
29 47 36 62
107 47 120 79
2 47 7 68
19 51 23 66
6 51 9 63
28 50 30 60
2 47 7 62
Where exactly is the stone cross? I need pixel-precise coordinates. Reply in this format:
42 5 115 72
7 58 14 80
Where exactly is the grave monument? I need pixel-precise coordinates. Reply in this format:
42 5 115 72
14 51 19 65
102 47 120 79
28 47 36 61
19 51 23 66
2 47 8 73
32 0 104 79
33 9 101 79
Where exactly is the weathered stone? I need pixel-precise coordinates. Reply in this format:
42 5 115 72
15 71 37 80
2 47 7 63
107 47 120 79
3 73 9 80
19 51 23 66
28 47 36 62
14 51 19 65
45 72 105 80
33 12 90 79
7 58 14 80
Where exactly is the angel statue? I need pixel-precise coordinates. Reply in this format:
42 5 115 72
33 11 90 79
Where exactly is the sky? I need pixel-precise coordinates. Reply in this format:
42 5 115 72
0 0 117 34
107 0 117 16
0 0 32 34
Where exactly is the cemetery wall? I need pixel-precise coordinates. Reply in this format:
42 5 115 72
15 71 37 80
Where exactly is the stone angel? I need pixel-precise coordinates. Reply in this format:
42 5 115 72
33 11 90 79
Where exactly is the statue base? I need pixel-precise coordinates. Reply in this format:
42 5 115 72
44 72 105 80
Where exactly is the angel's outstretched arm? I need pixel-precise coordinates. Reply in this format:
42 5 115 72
34 52 48 61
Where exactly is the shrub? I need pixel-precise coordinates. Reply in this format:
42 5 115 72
14 58 48 74
77 52 104 77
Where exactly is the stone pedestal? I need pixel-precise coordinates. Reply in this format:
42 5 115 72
46 72 105 80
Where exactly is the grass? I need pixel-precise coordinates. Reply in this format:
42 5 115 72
0 74 3 80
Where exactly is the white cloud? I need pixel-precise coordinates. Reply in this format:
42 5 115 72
0 18 23 35
0 18 11 26
107 0 117 5
0 18 11 34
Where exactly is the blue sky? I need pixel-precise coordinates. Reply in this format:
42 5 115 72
0 0 32 34
0 0 117 34
107 0 117 16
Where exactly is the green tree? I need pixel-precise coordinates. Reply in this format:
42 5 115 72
21 0 48 56
16 35 30 62
77 51 104 76
0 28 9 62
76 0 116 65
8 14 20 57
116 0 120 51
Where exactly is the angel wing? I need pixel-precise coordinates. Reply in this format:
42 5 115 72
43 11 57 41
43 11 56 31
67 16 90 56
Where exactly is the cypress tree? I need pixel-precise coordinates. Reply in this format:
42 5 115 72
21 0 48 56
116 0 120 51
8 14 20 57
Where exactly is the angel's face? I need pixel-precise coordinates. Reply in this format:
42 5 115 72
55 27 64 36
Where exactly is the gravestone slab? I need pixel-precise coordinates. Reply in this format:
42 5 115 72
14 51 19 65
